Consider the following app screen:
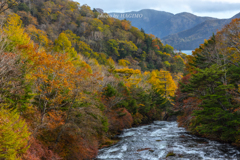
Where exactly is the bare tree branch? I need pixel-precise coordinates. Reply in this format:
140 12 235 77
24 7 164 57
0 0 19 13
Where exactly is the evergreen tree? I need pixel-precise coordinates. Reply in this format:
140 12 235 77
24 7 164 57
182 65 240 141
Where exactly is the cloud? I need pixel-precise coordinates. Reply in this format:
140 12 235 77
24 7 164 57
190 1 240 12
76 0 240 18
203 0 240 3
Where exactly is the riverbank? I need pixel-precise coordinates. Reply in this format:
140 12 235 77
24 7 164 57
186 131 240 149
99 111 179 149
98 116 182 157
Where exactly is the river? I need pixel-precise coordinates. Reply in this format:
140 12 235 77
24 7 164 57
97 121 240 160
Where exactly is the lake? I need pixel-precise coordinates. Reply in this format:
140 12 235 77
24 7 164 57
175 50 194 55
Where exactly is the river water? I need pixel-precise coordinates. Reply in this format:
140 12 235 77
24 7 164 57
97 121 240 160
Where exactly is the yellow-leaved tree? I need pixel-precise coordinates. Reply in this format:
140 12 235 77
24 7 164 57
118 59 130 67
54 32 77 57
114 67 142 87
4 13 31 52
147 70 176 97
0 107 30 160
54 32 92 72
26 24 51 49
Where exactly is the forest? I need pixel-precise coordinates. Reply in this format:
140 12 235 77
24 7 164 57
0 0 185 159
175 18 240 145
0 0 239 159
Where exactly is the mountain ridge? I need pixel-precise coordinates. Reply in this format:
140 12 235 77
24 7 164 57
108 9 240 50
162 12 240 50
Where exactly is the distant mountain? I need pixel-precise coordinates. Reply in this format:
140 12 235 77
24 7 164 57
109 9 240 50
149 12 216 38
232 12 240 19
109 10 216 38
162 13 240 50
109 9 174 36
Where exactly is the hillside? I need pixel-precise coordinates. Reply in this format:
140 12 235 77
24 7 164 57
0 1 239 159
150 12 216 38
109 9 174 37
0 0 185 160
175 18 240 147
109 10 216 38
109 9 240 50
162 13 240 50
162 19 229 50
11 3 186 72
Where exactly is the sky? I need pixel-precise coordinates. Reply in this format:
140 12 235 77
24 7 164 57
76 0 240 19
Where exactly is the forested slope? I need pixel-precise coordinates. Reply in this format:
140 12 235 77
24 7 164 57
0 0 185 159
14 0 186 72
109 10 216 39
175 18 240 145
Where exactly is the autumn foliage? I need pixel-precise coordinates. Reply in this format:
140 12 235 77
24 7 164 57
0 1 185 159
175 18 240 144
107 108 133 134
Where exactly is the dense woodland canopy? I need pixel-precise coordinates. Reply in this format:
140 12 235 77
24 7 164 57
175 18 240 144
0 0 184 159
0 0 239 159
12 0 186 72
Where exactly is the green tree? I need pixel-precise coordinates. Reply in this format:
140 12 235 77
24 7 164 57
4 13 31 52
118 40 138 59
0 108 30 160
54 32 78 62
129 27 144 40
163 44 174 54
106 39 119 59
17 3 30 12
181 65 240 141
